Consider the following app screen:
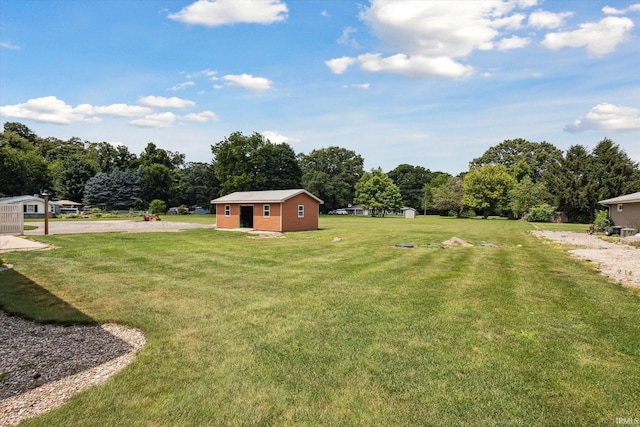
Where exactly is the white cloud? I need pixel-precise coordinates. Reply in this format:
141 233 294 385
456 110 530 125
222 74 272 91
93 104 153 117
168 0 288 27
359 1 531 58
130 112 177 128
603 4 640 15
542 16 634 55
0 42 21 50
182 111 219 122
357 53 473 78
261 130 300 144
528 10 573 29
170 81 196 91
0 96 161 124
325 57 357 74
333 0 537 78
565 103 640 133
138 96 196 108
602 6 625 15
497 35 530 50
185 69 218 79
321 10 330 18
338 26 360 48
343 83 370 89
0 96 97 124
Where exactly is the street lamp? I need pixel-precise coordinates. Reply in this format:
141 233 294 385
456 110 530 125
40 189 52 235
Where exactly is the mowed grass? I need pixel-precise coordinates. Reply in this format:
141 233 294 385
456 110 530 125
1 216 639 426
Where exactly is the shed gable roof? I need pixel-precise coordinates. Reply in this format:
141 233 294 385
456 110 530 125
211 189 323 204
599 192 640 205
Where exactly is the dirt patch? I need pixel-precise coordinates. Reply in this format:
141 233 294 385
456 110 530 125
442 237 473 247
533 231 640 288
23 220 215 235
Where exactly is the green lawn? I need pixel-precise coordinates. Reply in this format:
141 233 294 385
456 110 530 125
1 216 639 426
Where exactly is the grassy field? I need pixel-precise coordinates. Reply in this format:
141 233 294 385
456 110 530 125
1 216 639 426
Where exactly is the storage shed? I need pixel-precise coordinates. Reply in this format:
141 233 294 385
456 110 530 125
402 207 416 219
211 189 323 232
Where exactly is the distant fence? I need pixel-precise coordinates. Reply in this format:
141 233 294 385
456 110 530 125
0 204 23 235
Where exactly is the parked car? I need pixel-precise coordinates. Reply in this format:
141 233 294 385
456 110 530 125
167 207 180 215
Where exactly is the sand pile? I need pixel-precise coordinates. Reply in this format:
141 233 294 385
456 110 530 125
442 237 473 247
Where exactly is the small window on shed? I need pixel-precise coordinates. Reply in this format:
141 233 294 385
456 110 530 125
298 205 304 218
617 204 623 212
225 205 231 216
263 204 270 217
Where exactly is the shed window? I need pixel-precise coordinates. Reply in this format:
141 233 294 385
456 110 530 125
263 204 270 217
298 205 304 218
617 204 623 212
224 205 231 216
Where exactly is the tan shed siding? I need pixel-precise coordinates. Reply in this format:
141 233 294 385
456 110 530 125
253 203 282 232
611 202 640 231
281 193 319 231
215 203 239 229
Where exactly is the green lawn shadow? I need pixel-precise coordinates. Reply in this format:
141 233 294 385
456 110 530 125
0 268 96 325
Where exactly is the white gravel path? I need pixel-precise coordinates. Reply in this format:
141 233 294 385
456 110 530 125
532 231 640 288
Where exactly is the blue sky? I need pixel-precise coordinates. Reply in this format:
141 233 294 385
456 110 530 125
1 0 639 175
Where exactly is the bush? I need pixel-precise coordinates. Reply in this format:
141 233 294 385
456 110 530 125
149 199 167 215
527 203 556 222
593 209 612 232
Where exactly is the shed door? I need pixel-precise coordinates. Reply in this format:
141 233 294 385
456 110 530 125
240 205 253 228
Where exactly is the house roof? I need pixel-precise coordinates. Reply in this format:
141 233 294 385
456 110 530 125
0 195 62 206
599 192 640 205
0 195 44 204
57 199 82 206
211 189 323 204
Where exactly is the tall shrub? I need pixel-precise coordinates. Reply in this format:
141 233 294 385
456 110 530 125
593 210 612 231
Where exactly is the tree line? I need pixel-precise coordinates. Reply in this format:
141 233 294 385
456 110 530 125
1 122 638 222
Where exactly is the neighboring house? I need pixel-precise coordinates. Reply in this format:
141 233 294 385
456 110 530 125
211 189 323 232
599 192 640 231
344 204 369 216
56 200 82 214
0 195 59 218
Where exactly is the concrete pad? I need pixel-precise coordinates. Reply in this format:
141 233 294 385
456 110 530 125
0 235 49 252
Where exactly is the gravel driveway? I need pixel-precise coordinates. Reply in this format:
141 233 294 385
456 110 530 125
24 220 215 235
533 231 640 288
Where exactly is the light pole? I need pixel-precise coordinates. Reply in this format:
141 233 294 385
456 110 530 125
41 189 52 235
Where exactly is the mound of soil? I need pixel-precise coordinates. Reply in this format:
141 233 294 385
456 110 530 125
442 237 473 247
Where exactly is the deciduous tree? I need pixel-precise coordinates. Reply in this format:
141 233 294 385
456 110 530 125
463 164 515 219
471 138 563 182
298 146 364 212
430 176 465 217
52 154 99 202
355 168 403 217
387 164 433 209
211 132 302 195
